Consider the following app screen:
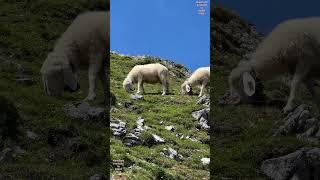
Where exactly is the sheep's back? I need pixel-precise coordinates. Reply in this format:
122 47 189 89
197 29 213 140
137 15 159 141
251 17 320 80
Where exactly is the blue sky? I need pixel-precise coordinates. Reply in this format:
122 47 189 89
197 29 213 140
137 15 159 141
214 0 320 34
111 0 210 71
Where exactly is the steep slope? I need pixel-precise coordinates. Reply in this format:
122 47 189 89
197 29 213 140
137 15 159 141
110 53 210 179
0 1 109 179
211 5 317 179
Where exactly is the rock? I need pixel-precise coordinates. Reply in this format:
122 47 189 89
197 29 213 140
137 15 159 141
89 173 107 180
165 125 175 132
64 102 106 122
274 104 320 141
0 145 26 162
110 119 126 137
131 94 144 100
152 134 165 144
261 147 320 180
192 108 209 121
136 117 144 126
26 130 39 140
123 133 142 147
197 95 210 106
192 108 210 131
162 147 184 161
201 157 210 166
0 148 13 162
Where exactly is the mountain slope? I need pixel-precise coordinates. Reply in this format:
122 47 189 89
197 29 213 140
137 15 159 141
0 1 109 179
110 53 210 179
211 5 317 179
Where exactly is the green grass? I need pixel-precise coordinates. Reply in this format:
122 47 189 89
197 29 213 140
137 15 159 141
0 1 108 178
110 54 210 179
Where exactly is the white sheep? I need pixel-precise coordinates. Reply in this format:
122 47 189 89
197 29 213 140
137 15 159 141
228 17 320 113
41 11 109 102
181 67 210 97
123 63 169 95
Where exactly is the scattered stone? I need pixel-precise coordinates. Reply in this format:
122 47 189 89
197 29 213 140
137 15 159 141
124 102 140 113
197 95 210 106
136 117 144 126
192 108 210 131
0 145 26 162
165 125 175 132
201 157 210 166
176 133 184 139
162 147 184 161
110 119 126 137
0 148 13 162
123 133 142 147
64 102 106 122
152 134 165 144
26 130 39 140
89 173 107 180
261 147 320 180
274 104 320 142
131 94 144 100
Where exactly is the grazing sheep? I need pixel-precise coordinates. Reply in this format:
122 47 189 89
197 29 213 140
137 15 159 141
40 11 109 102
228 17 320 113
123 63 169 95
181 67 210 97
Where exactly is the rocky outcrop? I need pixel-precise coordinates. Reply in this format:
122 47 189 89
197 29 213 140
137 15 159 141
274 104 320 142
261 147 320 180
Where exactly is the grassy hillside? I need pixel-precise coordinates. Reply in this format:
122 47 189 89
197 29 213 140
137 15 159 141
110 53 210 179
211 6 318 179
0 1 108 179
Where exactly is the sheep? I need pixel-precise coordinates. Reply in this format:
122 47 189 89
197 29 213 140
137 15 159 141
123 63 169 95
228 17 320 113
40 11 109 102
181 67 210 97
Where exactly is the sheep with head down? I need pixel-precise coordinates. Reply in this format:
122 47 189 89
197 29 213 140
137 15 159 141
41 11 109 102
228 17 320 113
123 63 169 95
181 67 210 97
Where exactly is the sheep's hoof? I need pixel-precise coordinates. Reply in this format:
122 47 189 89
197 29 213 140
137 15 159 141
282 105 295 114
84 95 96 102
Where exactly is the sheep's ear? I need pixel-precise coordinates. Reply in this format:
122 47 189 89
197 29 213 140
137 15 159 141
242 72 255 96
62 63 78 91
186 84 191 93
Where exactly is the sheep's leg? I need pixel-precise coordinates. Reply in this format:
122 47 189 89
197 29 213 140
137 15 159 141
99 63 108 104
199 83 205 97
161 78 168 95
137 77 143 94
85 42 103 101
283 63 309 113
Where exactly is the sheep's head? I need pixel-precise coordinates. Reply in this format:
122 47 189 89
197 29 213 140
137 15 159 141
40 52 80 96
123 78 135 92
228 60 259 104
180 80 193 95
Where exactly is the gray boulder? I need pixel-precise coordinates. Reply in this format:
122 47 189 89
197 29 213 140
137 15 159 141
261 147 320 180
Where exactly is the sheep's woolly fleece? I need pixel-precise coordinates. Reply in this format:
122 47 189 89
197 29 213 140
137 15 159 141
181 67 210 96
123 63 169 95
41 11 109 100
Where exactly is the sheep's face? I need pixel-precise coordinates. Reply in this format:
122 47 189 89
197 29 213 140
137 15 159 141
228 61 256 104
41 53 80 96
180 81 193 95
123 79 134 92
